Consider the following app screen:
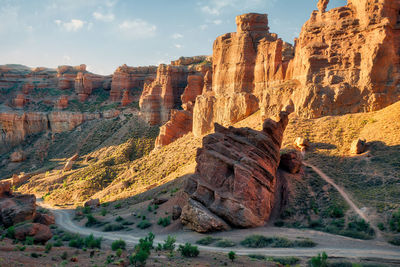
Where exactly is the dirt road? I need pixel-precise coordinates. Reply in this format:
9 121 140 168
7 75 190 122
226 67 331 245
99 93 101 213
39 202 400 262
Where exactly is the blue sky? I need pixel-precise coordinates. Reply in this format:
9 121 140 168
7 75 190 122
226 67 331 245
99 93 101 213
0 0 347 75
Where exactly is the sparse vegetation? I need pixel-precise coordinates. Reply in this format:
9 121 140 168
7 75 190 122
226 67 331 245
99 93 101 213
310 252 328 267
157 216 171 227
196 236 221 245
137 220 152 229
156 235 176 251
111 239 126 251
178 243 199 257
240 235 316 248
215 239 236 247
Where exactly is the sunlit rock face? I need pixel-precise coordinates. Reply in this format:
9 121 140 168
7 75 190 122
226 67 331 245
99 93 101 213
193 13 293 136
193 1 400 136
181 109 291 232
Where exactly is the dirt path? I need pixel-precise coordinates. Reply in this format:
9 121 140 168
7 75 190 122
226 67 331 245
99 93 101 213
38 201 400 261
303 161 381 238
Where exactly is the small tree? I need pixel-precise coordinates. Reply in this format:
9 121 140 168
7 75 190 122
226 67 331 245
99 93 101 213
178 243 199 257
310 252 328 267
228 251 236 262
111 239 126 251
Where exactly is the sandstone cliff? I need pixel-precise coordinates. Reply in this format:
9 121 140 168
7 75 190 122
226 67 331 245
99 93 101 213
139 56 210 126
192 1 400 136
110 65 157 103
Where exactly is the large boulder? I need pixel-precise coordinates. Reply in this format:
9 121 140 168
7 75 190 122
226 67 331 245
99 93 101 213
182 108 291 232
34 212 55 225
279 151 303 174
0 194 36 227
10 151 26 162
350 139 367 155
84 198 100 208
0 181 12 198
14 223 52 243
180 199 229 233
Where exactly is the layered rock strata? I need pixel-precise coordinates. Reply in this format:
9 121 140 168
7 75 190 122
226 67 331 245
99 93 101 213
181 108 291 232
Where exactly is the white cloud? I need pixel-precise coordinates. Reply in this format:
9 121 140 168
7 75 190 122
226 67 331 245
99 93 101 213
55 19 86 32
213 19 222 25
172 33 183 39
199 24 208 30
200 0 274 16
174 44 183 49
93 11 115 22
118 19 157 39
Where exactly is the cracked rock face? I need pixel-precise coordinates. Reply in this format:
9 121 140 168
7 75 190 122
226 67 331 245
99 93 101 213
181 110 291 232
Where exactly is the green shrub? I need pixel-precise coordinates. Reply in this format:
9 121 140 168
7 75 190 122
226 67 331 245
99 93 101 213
377 222 385 231
100 209 107 216
389 235 400 246
389 209 400 232
45 242 52 253
61 251 68 260
196 236 220 245
329 205 344 218
111 239 126 251
82 206 91 214
240 235 274 248
84 234 102 249
274 220 284 227
310 252 328 267
54 239 63 247
115 216 123 222
85 214 98 227
16 245 26 251
116 248 123 257
156 235 175 251
271 257 300 265
157 216 171 227
130 232 155 266
293 238 317 247
178 243 199 257
69 236 84 248
248 254 266 260
147 205 153 212
6 226 15 239
24 236 35 245
215 239 236 247
228 251 236 262
137 220 152 229
30 252 40 258
122 220 134 226
103 224 124 232
114 203 122 209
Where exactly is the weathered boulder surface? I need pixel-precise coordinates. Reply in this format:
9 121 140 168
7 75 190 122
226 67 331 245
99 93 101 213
34 212 55 226
84 198 100 207
14 223 52 243
0 194 36 227
181 109 291 232
10 151 26 163
279 151 303 174
350 138 367 155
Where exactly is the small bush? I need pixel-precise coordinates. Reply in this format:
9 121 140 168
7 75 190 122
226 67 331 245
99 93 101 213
178 243 199 257
24 236 35 245
240 235 273 248
228 251 236 262
31 252 40 258
271 257 300 265
147 205 153 212
82 206 91 214
293 238 317 247
122 220 134 226
248 254 266 260
114 203 122 209
196 236 220 245
389 235 400 246
45 242 53 253
389 209 400 232
115 216 123 222
16 245 26 251
130 232 155 266
116 248 123 257
85 214 98 227
157 216 171 227
54 239 63 247
329 205 344 218
111 239 126 251
274 220 284 227
137 220 152 229
61 251 68 260
84 234 102 249
215 239 236 247
103 224 124 232
100 209 107 216
69 236 84 248
310 252 328 267
377 222 385 231
156 235 175 251
6 226 15 239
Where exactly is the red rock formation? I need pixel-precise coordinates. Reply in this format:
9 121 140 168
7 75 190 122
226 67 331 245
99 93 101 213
55 95 69 110
193 13 291 136
13 94 27 108
121 90 132 106
74 72 93 101
10 151 26 162
279 151 303 174
153 61 212 147
262 0 400 118
0 194 36 227
155 110 192 148
181 108 291 232
14 223 52 243
110 65 157 102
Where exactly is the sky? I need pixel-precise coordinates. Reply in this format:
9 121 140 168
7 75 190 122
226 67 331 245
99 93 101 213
0 0 347 75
